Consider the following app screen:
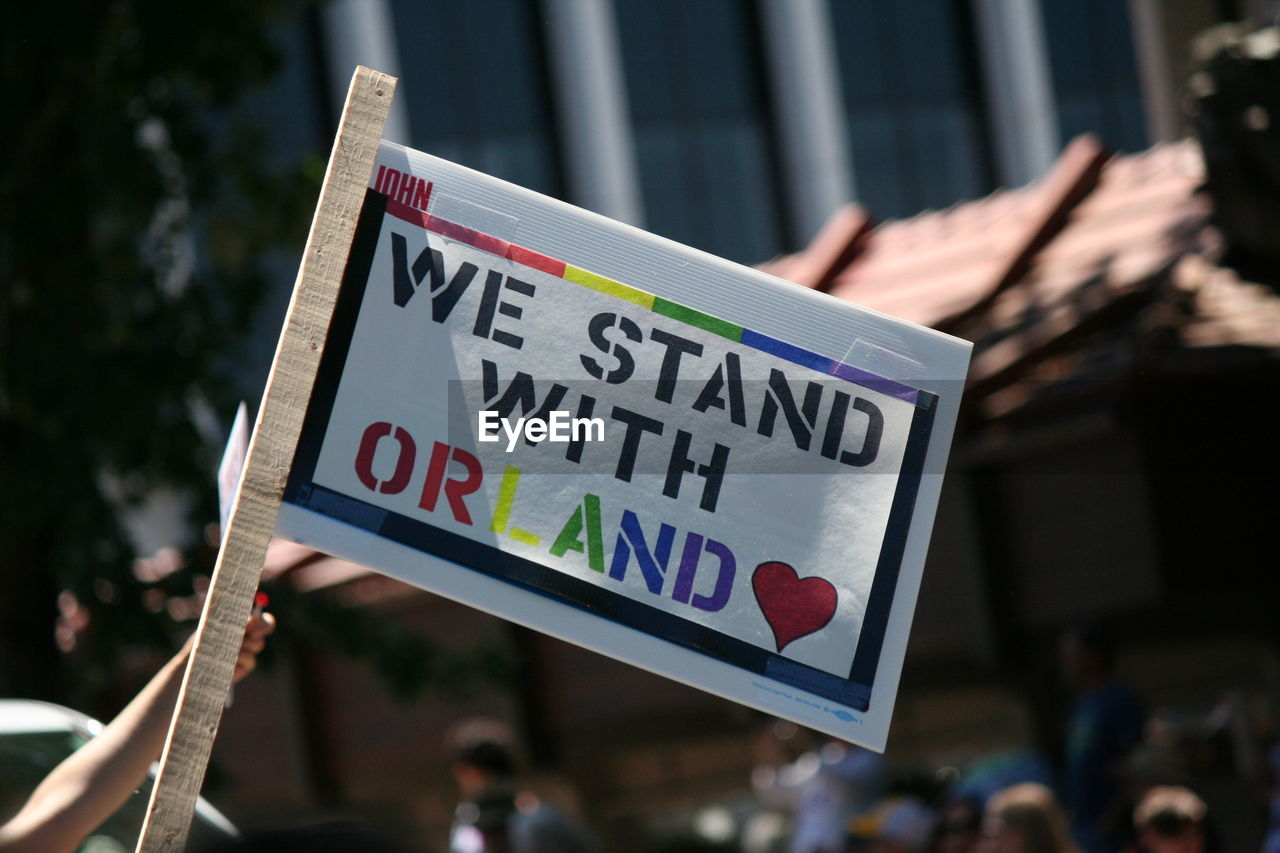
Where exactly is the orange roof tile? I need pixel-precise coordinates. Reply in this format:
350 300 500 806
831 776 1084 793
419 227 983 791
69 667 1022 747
766 135 1235 394
821 135 1110 329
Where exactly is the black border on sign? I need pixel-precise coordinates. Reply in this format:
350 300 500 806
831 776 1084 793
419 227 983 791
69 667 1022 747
284 189 939 713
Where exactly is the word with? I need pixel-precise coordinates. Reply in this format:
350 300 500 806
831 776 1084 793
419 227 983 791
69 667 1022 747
478 410 605 452
482 365 729 512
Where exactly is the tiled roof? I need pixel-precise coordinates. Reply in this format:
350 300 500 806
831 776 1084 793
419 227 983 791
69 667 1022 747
1172 254 1280 351
762 135 1262 399
831 135 1113 329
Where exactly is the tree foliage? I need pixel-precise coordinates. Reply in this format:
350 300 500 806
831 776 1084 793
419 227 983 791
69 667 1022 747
1 0 320 704
0 1 502 711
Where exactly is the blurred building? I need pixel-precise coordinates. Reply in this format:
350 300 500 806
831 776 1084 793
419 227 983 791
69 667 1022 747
210 2 1280 851
242 0 1179 269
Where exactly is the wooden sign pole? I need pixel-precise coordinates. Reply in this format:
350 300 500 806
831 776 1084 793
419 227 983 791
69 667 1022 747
135 66 395 853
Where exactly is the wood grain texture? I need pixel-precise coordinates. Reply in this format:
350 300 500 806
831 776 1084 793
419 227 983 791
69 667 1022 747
135 66 396 853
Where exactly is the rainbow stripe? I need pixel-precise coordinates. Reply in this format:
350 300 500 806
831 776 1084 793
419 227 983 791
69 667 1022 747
563 265 652 308
385 198 923 405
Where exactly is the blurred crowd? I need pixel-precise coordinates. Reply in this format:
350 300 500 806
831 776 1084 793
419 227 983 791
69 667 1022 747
639 624 1280 853
425 622 1280 853
7 607 1276 853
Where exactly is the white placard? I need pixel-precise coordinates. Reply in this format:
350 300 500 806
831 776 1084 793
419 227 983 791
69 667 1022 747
275 142 971 749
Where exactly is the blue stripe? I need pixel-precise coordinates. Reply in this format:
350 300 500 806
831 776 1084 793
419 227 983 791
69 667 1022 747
765 657 870 710
740 330 837 374
306 487 388 532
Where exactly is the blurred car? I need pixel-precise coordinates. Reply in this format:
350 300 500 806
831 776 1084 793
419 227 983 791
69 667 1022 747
0 699 238 852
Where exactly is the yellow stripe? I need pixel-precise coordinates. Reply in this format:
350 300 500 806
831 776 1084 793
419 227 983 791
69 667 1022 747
564 265 655 308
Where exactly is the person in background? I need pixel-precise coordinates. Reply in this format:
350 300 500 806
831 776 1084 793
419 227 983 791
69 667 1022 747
447 717 597 853
1264 740 1280 853
1058 624 1145 853
931 797 983 853
981 783 1078 853
0 610 275 853
752 720 887 853
866 798 935 853
1131 786 1210 853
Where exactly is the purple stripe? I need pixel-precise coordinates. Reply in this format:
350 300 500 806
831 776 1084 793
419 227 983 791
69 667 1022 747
830 362 921 404
741 330 921 404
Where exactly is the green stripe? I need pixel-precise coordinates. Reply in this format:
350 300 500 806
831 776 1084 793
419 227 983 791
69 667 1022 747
564 265 655 308
653 298 743 342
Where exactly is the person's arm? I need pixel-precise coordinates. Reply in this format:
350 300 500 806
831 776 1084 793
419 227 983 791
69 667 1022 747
0 612 274 853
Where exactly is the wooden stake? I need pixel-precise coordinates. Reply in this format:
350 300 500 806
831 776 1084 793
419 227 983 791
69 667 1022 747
135 66 396 853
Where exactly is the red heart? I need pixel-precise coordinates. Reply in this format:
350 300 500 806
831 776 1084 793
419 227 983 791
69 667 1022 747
752 561 838 653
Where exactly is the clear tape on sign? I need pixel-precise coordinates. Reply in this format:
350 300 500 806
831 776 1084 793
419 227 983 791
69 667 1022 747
841 339 927 385
430 191 520 244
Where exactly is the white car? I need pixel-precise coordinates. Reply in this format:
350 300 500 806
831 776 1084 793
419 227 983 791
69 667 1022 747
0 699 238 852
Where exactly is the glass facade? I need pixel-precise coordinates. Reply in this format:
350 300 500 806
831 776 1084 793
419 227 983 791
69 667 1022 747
828 0 995 218
225 13 332 398
1040 0 1148 152
275 0 1160 260
614 0 787 264
389 0 564 199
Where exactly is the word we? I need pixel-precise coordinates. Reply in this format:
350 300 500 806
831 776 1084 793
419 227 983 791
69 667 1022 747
478 410 605 452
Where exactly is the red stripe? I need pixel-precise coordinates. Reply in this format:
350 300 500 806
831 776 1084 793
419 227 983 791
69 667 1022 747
506 244 566 277
384 196 567 277
386 197 430 229
426 215 510 257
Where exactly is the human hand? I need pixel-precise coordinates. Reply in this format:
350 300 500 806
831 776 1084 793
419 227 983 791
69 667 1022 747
232 610 275 683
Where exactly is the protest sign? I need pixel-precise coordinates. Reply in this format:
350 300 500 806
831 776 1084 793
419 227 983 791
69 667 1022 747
274 142 971 748
144 63 968 850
